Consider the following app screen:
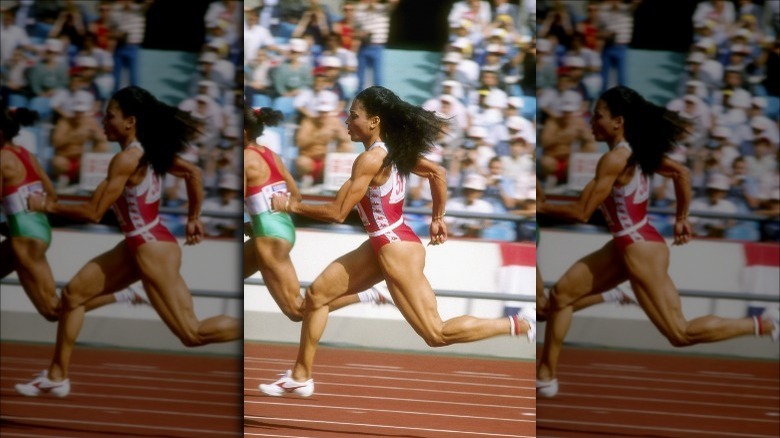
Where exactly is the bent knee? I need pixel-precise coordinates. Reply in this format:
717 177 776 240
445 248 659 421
281 305 303 322
39 307 59 322
420 330 448 348
177 331 204 347
664 330 693 347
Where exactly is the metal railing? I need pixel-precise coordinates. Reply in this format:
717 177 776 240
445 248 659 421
0 278 241 299
542 281 778 303
244 278 534 302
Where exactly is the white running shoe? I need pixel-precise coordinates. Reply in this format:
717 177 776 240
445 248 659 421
369 285 395 306
615 286 638 306
536 378 559 398
514 307 536 342
762 306 780 342
15 370 70 398
259 370 314 397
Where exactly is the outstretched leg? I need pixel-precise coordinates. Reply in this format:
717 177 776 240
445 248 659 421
623 242 774 345
134 241 240 346
10 237 58 321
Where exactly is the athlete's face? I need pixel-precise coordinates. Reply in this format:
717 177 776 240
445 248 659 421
590 99 621 142
345 100 375 142
102 99 129 142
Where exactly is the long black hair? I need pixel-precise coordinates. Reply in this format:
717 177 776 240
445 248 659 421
244 105 283 142
599 86 690 175
354 86 448 177
111 86 200 175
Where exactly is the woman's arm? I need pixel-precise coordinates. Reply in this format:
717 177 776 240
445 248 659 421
411 157 449 245
273 151 302 203
31 149 138 222
29 153 57 202
538 150 625 223
273 149 383 223
655 156 693 245
167 156 203 222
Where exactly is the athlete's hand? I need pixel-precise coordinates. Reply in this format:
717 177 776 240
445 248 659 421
185 219 204 246
270 192 291 213
27 193 47 212
428 217 448 246
672 219 692 246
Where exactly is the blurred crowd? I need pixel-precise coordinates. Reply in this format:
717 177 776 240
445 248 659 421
536 0 780 242
244 0 537 242
1 0 244 239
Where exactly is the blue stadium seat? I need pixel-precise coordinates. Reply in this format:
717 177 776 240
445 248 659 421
252 94 272 109
520 96 536 120
272 96 297 120
8 94 29 108
29 96 52 121
765 96 780 120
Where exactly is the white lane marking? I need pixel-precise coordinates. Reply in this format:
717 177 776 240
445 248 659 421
537 418 777 438
0 415 237 436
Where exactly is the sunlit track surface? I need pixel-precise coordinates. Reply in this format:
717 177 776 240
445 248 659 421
0 342 242 437
244 343 535 437
536 346 780 438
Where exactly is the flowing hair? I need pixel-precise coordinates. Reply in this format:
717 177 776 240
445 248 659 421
354 86 448 177
1 106 39 141
599 86 690 175
110 86 200 175
244 105 283 142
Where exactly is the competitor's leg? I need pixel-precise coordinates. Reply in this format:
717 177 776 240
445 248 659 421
254 236 304 322
134 242 240 346
291 240 384 381
378 242 527 346
48 241 141 381
10 237 58 321
623 242 771 345
243 239 257 279
538 240 629 383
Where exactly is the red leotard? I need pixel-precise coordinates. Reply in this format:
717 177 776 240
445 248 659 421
244 145 287 212
2 145 43 197
355 142 421 254
111 142 177 252
598 142 666 252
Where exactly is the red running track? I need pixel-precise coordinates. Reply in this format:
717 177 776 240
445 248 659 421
0 342 242 437
244 342 535 437
536 346 780 438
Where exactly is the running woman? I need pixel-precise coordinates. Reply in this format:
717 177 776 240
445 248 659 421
258 86 536 397
535 86 779 398
15 86 241 397
1 107 143 322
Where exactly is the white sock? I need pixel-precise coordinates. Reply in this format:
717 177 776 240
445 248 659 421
113 289 135 304
753 316 760 337
357 290 375 303
509 314 517 336
601 289 622 303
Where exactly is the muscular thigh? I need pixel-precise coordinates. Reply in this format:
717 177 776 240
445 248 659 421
67 240 140 304
377 242 441 327
309 240 384 305
553 240 629 308
623 242 685 328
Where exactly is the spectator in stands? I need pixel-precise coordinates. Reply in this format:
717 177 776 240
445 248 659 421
353 0 398 90
292 0 331 56
50 72 94 121
1 5 33 66
483 156 515 212
445 173 495 238
201 172 242 238
244 6 277 65
689 173 739 238
29 39 69 99
272 38 313 98
246 46 274 103
109 0 149 91
205 0 241 46
539 99 597 186
293 99 352 187
2 47 32 101
50 98 109 188
728 155 761 210
538 69 581 124
78 33 114 99
321 34 358 98
448 0 491 39
294 68 340 121
597 0 636 91
318 56 348 113
48 1 87 54
332 1 358 51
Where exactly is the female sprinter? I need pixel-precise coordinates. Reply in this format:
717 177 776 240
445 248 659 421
258 86 536 397
535 86 779 398
242 105 389 321
15 86 240 397
1 107 142 323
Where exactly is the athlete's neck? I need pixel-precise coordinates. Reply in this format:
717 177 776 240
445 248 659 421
119 136 139 150
363 135 382 150
607 136 626 150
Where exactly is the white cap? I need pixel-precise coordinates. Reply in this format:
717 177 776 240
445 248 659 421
218 173 240 191
223 125 239 138
730 44 750 54
439 94 457 105
706 173 731 191
686 52 706 64
537 38 551 53
73 99 91 113
506 115 525 131
683 94 698 103
467 125 487 138
751 96 768 108
729 91 751 109
45 38 63 53
561 100 579 113
507 96 523 109
462 174 487 191
733 28 752 40
490 28 508 39
196 94 210 103
694 38 714 50
75 56 98 68
711 125 732 139
564 56 586 68
485 90 507 109
750 115 773 131
451 37 471 50
198 52 218 63
485 44 505 54
289 38 308 53
320 56 342 68
316 99 336 113
442 51 462 64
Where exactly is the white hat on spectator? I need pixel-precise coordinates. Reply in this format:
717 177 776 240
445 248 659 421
45 38 63 53
75 56 98 68
729 44 750 55
442 51 462 64
451 37 471 50
223 125 239 138
733 28 752 40
686 52 706 64
561 100 579 113
694 38 715 50
288 38 308 53
490 28 508 39
706 173 731 191
198 52 218 64
564 56 586 68
439 94 457 105
73 98 91 113
218 173 241 191
507 96 523 109
506 115 525 131
316 99 337 113
711 126 732 139
485 90 507 109
467 126 487 139
751 96 768 109
537 38 551 53
683 94 698 103
462 174 487 191
196 94 210 103
750 115 773 131
320 56 342 68
485 44 505 54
